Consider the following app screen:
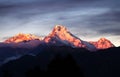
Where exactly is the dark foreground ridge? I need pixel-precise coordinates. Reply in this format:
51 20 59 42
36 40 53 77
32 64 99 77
1 54 84 77
0 46 120 77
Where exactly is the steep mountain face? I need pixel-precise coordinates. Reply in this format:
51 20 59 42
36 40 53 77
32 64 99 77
90 38 114 49
4 33 42 43
44 25 96 50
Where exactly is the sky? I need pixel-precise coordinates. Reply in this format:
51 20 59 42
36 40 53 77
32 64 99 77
0 0 120 46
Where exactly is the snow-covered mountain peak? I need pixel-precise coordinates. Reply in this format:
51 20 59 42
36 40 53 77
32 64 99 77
2 25 115 51
44 25 96 51
90 37 115 49
4 33 42 43
54 25 67 32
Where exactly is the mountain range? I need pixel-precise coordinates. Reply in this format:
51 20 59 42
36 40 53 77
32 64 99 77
0 25 115 65
2 25 114 50
0 25 119 77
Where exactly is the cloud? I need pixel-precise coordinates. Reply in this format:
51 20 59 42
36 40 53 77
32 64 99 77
0 0 110 16
99 28 120 35
0 0 120 46
86 9 120 35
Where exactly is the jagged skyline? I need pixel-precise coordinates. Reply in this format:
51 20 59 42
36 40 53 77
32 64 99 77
0 0 120 46
0 25 119 46
2 25 114 50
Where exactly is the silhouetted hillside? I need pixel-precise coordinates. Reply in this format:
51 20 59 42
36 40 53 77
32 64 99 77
25 54 84 77
0 44 47 64
0 46 120 77
46 54 84 76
